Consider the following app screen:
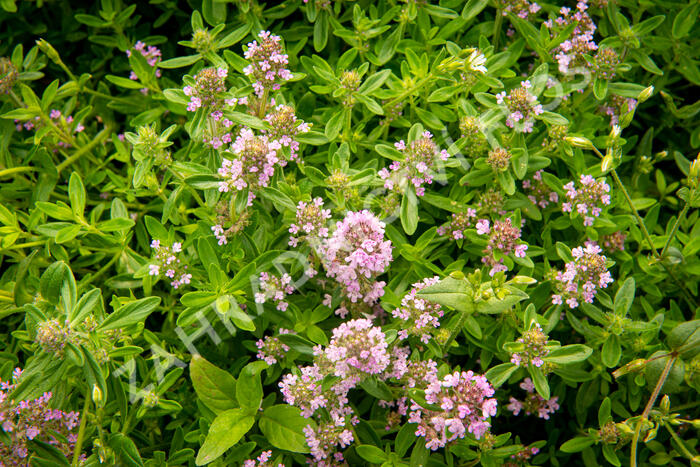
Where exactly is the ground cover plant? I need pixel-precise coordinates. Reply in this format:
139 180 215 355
1 0 699 465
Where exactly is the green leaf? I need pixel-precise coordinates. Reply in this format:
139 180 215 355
83 344 107 402
236 362 265 412
593 77 608 100
40 261 76 309
110 433 145 467
666 319 700 359
416 276 474 313
356 445 388 463
195 409 255 465
358 69 392 95
598 397 612 427
359 377 393 401
484 363 517 388
543 344 592 365
613 277 635 317
461 0 489 20
98 218 135 232
106 74 146 89
259 405 313 453
158 55 202 69
528 365 550 399
99 296 161 331
400 188 419 235
601 334 621 368
69 288 102 327
415 107 445 130
325 109 344 141
190 355 238 414
560 436 595 453
672 3 699 39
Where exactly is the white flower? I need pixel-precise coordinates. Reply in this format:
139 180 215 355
468 50 487 74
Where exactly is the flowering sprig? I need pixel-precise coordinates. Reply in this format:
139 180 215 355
183 67 228 112
263 104 311 162
256 329 293 365
408 371 497 450
475 218 528 276
255 272 294 311
506 378 559 420
522 170 559 208
148 240 192 289
496 80 543 133
217 128 283 206
243 31 292 97
562 174 611 226
546 1 598 75
509 323 550 368
0 369 82 464
321 210 392 305
378 131 449 197
126 41 162 94
551 242 614 308
391 277 445 343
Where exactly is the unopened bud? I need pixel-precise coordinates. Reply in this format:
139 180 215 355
601 153 614 173
0 57 18 94
565 136 594 149
36 39 61 64
92 384 104 407
690 157 700 179
449 271 465 280
637 85 654 103
612 358 647 378
660 394 670 412
610 125 622 138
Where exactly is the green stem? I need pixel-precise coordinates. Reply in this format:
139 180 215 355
72 389 91 466
630 355 676 467
660 201 689 258
609 169 659 257
662 420 697 461
493 10 503 50
80 251 121 288
56 128 112 173
0 166 35 178
442 297 474 353
386 74 433 107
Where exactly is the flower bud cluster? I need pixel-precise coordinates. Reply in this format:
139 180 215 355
546 1 598 74
391 277 445 344
437 209 477 240
379 131 450 197
551 242 614 308
504 445 541 466
255 272 294 311
522 170 559 208
243 450 285 467
321 210 392 304
601 95 637 126
600 231 626 252
0 57 18 94
486 147 512 171
243 31 292 97
289 197 331 247
499 0 541 19
506 378 559 420
183 67 228 112
496 80 543 133
509 323 549 368
256 329 293 365
148 240 192 289
475 218 528 276
263 104 310 161
459 116 488 158
35 318 72 357
562 174 611 226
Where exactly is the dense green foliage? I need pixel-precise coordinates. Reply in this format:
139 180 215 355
1 0 699 466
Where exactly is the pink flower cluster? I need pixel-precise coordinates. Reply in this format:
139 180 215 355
0 369 81 465
551 242 614 308
475 218 528 276
600 231 626 252
148 240 192 289
280 319 399 463
500 0 541 19
321 210 392 304
562 174 611 226
437 209 477 240
126 41 162 94
510 323 549 368
408 371 497 450
16 110 85 145
546 1 598 74
183 67 228 112
256 329 293 365
505 445 541 467
289 198 331 247
217 128 283 205
211 224 228 246
506 378 559 420
255 272 294 311
522 170 559 208
496 80 543 133
243 31 292 97
602 95 637 126
378 131 450 197
243 450 284 467
263 104 310 161
391 277 445 343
